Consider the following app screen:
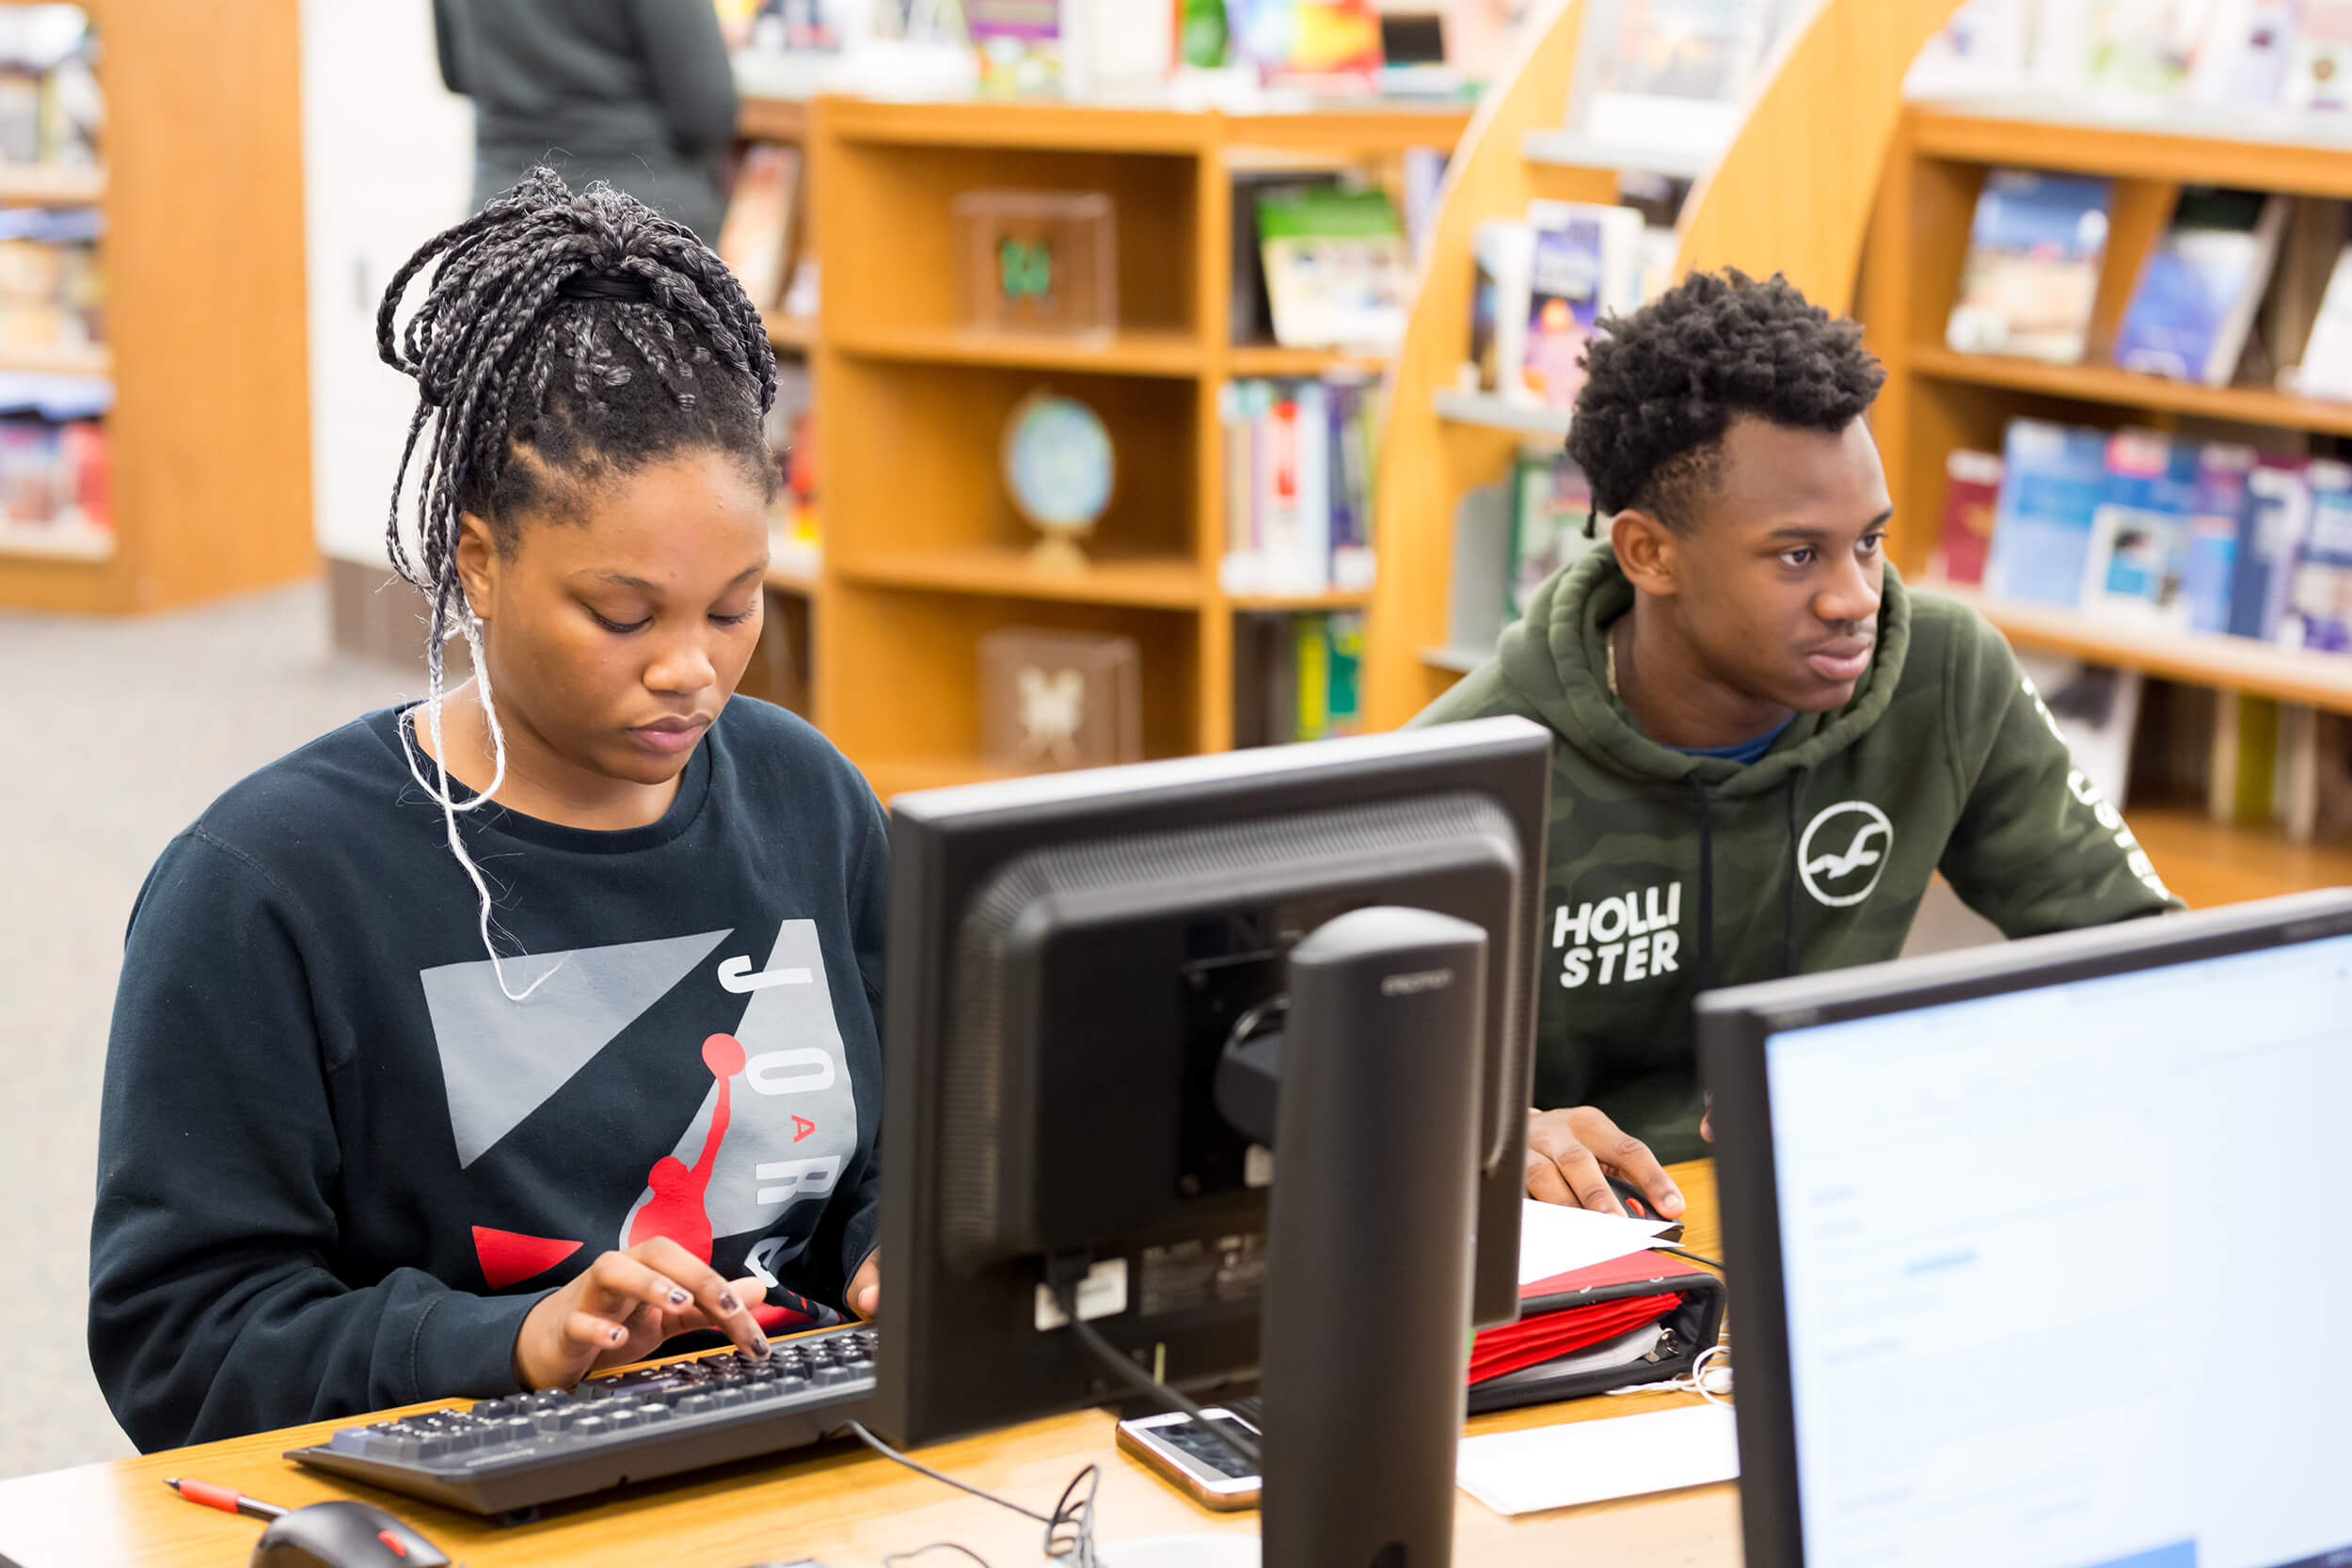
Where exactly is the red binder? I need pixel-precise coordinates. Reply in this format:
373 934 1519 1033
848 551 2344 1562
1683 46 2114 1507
1465 1247 1726 1414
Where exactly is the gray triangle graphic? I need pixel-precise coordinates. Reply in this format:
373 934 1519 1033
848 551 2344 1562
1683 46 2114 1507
421 927 732 1167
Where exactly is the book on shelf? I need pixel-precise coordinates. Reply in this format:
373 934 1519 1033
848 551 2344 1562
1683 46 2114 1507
1232 169 1343 348
2181 442 2258 635
2288 245 2352 402
1983 419 2110 607
2081 0 2212 100
0 203 100 358
2229 456 2314 641
2286 0 2352 110
1946 171 2113 365
0 6 98 168
1238 609 1365 747
2282 458 2352 651
1227 0 1385 87
717 142 802 313
1926 448 2004 588
2016 650 2144 805
1581 0 1784 163
1254 184 1412 353
1506 451 1603 621
2113 187 2287 388
1519 200 1644 413
1469 218 1534 398
1219 372 1381 596
2190 0 2300 106
2082 429 2201 622
0 412 105 537
1904 0 2037 98
968 0 1069 95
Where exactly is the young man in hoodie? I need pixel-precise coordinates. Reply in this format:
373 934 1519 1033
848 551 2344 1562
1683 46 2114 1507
1412 270 2180 1217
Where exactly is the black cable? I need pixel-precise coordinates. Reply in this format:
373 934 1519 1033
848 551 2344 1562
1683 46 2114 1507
1065 1314 1263 1473
882 1547 994 1568
844 1419 1100 1566
1655 1243 1724 1273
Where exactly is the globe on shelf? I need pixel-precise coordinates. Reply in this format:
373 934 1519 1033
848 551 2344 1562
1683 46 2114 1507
1002 389 1115 573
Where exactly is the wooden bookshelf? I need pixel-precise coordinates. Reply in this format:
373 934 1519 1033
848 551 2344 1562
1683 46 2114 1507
1861 97 2352 896
801 92 1470 797
0 0 313 611
1366 0 1961 730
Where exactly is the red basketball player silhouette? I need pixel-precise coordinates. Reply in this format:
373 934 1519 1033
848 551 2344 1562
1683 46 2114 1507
627 1033 745 1261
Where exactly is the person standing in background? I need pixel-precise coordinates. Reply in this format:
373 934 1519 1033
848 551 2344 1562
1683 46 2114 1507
433 0 739 241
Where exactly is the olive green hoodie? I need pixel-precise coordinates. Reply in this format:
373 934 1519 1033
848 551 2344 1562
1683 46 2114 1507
1411 551 2182 1162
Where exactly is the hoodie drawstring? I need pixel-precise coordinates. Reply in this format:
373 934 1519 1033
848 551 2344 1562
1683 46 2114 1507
1691 783 1715 994
1783 768 1807 978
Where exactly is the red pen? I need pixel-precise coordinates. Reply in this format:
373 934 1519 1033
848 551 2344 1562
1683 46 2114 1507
164 1477 288 1522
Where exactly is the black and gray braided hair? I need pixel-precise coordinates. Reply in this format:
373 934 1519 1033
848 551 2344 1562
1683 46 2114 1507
375 167 779 997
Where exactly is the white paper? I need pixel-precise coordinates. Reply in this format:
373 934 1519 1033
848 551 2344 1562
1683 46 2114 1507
1456 1404 1740 1517
1517 1198 1674 1286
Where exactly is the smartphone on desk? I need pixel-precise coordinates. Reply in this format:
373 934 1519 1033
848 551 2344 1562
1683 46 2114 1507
1115 1407 1262 1511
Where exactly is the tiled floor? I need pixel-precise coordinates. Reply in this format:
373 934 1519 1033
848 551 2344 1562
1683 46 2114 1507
0 579 416 1478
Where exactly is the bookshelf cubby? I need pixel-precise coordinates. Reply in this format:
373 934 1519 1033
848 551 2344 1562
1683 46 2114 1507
794 91 1470 796
0 0 312 614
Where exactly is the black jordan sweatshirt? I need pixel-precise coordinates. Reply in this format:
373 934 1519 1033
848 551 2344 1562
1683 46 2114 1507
88 698 887 1451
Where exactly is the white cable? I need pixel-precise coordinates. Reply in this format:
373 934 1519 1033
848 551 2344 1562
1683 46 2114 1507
395 605 560 1005
1604 1341 1732 1403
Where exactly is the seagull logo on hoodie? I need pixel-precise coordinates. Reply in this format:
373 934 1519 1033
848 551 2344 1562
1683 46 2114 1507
1797 801 1895 908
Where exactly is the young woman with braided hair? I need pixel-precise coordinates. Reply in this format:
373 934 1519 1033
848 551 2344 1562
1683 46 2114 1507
88 170 883 1450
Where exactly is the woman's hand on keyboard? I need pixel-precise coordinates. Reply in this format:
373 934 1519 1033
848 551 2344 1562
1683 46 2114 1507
512 1236 771 1390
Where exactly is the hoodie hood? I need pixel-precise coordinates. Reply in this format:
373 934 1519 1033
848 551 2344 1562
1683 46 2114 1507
1495 548 1914 797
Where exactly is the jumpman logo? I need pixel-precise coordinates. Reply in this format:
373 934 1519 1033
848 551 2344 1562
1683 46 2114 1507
627 1033 745 1262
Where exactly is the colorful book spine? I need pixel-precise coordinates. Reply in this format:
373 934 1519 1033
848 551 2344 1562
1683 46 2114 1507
1927 449 2004 586
2084 430 2201 618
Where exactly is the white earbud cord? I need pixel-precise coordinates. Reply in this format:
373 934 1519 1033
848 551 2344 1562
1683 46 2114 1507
395 604 562 1004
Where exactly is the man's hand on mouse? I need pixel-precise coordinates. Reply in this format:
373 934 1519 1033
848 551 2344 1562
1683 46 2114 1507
1524 1105 1684 1219
513 1237 771 1390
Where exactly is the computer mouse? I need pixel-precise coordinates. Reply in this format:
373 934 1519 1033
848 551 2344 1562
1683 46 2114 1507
250 1499 451 1568
1607 1176 1685 1238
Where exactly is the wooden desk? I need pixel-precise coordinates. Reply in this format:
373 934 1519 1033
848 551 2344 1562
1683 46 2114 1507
0 1164 1735 1568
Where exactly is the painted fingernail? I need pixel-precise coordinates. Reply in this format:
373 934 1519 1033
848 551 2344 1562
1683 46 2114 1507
752 1333 771 1357
718 1291 741 1313
667 1287 691 1307
609 1326 626 1345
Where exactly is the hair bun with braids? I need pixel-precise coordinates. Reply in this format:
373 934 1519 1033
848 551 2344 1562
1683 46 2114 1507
372 166 782 1002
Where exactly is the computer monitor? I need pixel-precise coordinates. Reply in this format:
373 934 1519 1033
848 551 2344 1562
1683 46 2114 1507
1700 890 2352 1568
873 716 1550 1561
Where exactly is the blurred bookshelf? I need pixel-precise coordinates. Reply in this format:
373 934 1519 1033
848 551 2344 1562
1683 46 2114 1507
0 0 311 613
1864 94 2352 890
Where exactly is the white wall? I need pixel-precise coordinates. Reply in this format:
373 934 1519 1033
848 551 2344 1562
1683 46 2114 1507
302 2 475 566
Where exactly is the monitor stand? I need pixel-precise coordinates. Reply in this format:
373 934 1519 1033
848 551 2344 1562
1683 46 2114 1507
1173 906 1490 1568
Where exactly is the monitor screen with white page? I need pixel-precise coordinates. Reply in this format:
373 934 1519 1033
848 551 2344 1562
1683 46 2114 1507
1700 891 2352 1568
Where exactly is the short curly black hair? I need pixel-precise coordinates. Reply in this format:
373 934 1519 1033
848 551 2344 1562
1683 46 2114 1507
1566 268 1884 529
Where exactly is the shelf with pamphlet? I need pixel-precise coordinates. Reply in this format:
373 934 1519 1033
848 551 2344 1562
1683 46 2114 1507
1518 129 1712 181
0 160 101 204
1431 388 1575 438
1935 585 2352 716
1908 98 2352 198
1227 341 1388 376
834 546 1208 609
829 322 1204 376
1909 343 2352 439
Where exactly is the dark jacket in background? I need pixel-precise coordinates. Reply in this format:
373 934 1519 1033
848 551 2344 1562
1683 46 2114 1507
433 0 738 240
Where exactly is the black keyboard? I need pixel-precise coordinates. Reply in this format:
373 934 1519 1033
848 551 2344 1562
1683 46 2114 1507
287 1326 877 1517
